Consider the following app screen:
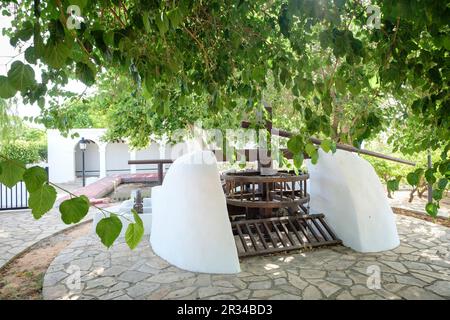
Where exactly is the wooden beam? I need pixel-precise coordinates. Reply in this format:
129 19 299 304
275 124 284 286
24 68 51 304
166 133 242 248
241 121 415 166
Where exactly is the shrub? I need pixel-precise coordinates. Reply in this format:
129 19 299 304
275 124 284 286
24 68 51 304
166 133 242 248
0 141 41 164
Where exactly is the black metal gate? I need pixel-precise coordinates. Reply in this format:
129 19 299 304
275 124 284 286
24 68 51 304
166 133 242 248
0 181 29 210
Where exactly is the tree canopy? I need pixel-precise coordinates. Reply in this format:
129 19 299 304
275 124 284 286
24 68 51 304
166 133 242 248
0 0 448 247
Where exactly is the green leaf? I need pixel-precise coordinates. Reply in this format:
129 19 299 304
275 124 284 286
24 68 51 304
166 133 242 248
7 61 36 91
287 135 303 154
96 214 122 248
424 169 436 184
29 184 57 219
321 139 332 153
17 21 33 41
43 42 70 69
305 143 317 157
293 153 304 169
425 203 438 218
432 189 443 201
0 159 25 188
0 75 16 99
142 12 151 33
406 172 419 186
330 140 337 153
437 178 448 190
59 195 90 224
387 179 400 192
23 166 47 192
310 151 319 165
125 209 144 250
24 46 37 64
167 8 183 28
76 62 96 86
155 11 169 35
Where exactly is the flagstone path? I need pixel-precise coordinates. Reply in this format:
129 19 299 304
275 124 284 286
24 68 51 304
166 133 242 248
0 208 94 270
42 215 450 300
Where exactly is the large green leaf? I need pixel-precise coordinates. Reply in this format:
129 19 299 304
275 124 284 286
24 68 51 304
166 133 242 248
96 214 123 248
293 153 304 169
23 166 48 192
29 184 57 219
0 159 25 188
305 143 317 157
125 209 144 250
406 172 419 186
0 76 16 98
59 195 90 224
43 42 70 69
17 21 33 41
7 61 36 91
287 135 303 154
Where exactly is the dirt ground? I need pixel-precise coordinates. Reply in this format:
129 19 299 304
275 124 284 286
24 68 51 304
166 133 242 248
388 189 449 218
0 222 91 300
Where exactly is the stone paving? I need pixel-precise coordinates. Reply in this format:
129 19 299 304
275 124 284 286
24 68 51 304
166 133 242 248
43 215 450 300
0 208 94 270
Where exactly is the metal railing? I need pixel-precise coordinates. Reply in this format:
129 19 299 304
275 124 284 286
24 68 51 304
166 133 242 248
0 181 29 210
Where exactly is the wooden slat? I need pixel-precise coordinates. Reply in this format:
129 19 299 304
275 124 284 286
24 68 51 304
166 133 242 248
244 223 259 251
262 221 278 247
287 218 305 245
235 224 249 252
303 220 320 242
271 221 288 246
311 218 330 241
318 217 338 240
280 220 297 246
292 218 313 243
254 223 269 249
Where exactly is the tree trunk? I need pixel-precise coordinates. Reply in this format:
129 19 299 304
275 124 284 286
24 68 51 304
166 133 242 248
409 187 417 203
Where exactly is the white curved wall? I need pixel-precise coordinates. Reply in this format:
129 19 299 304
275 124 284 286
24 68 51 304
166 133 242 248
151 151 240 274
307 149 400 252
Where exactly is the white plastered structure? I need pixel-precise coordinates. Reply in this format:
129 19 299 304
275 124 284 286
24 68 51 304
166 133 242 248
150 151 241 274
306 149 400 252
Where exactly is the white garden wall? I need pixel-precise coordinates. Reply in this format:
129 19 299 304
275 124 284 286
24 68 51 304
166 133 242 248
47 129 191 183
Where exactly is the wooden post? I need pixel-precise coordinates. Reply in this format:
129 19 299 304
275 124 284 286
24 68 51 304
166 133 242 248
158 162 163 185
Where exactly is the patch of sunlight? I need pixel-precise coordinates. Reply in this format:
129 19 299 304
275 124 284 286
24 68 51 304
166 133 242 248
264 263 280 270
91 267 105 276
0 230 9 238
278 256 295 263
